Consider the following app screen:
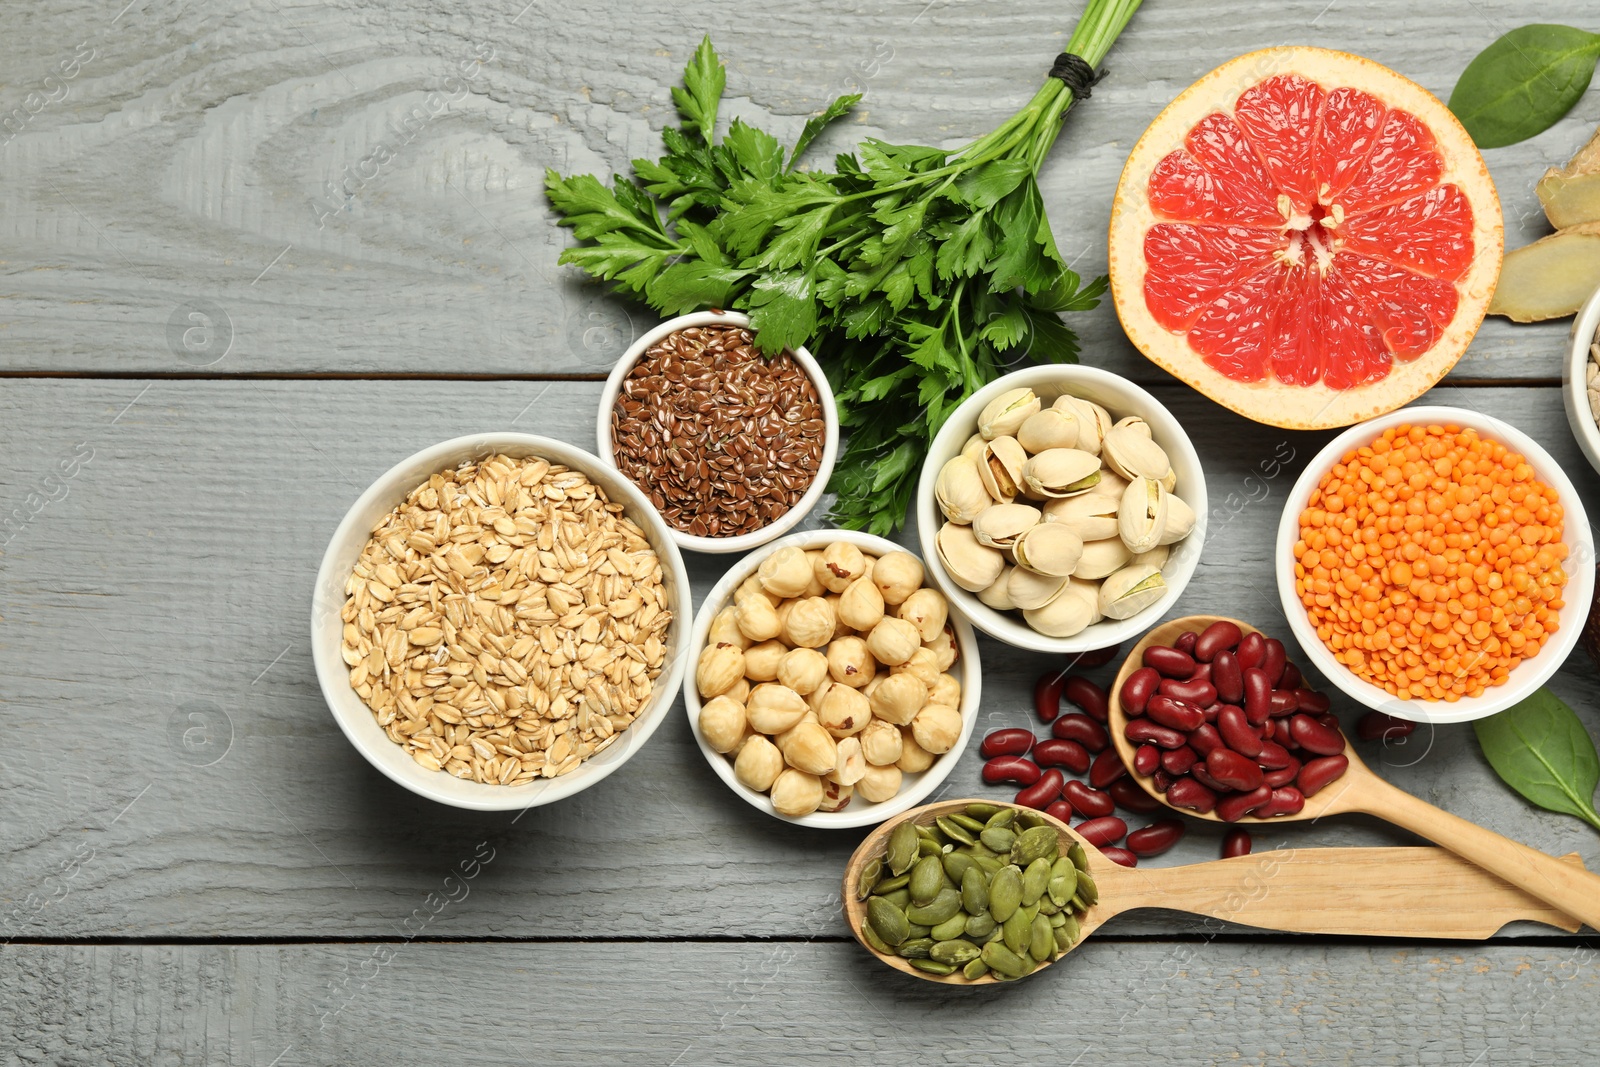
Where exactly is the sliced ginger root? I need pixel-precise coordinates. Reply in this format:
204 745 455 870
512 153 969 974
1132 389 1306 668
1538 127 1600 229
1488 222 1600 322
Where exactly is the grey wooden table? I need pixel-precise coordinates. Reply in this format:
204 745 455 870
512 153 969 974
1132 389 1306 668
3 1 1599 1063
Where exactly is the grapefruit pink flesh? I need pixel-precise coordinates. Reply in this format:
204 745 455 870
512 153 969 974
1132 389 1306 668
1142 73 1473 391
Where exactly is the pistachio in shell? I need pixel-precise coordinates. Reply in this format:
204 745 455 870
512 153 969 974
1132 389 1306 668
1083 468 1129 503
1097 563 1166 621
1020 448 1102 500
978 387 1041 440
1073 537 1132 580
1011 522 1084 578
1112 414 1152 439
1117 476 1169 555
1017 407 1079 453
934 454 993 524
977 436 1028 502
1024 585 1096 637
960 433 989 461
1159 492 1196 546
972 502 1042 551
1006 565 1069 611
1132 544 1170 571
978 564 1018 611
936 522 1006 592
1064 577 1105 625
1042 492 1119 542
1052 394 1113 454
1102 423 1172 483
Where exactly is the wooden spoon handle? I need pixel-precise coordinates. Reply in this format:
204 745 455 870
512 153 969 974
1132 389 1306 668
1350 773 1600 932
1105 847 1584 938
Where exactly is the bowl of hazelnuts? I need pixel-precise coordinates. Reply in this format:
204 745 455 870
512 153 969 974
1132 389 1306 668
683 529 983 827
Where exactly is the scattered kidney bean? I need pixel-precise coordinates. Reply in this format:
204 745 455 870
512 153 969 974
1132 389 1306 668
1063 779 1114 818
1166 777 1217 814
1256 786 1305 818
1289 714 1345 756
1119 667 1160 715
1216 705 1263 758
1206 748 1265 792
1015 768 1065 809
1216 784 1273 822
1297 754 1349 797
983 756 1042 786
1089 749 1128 789
1193 621 1242 663
1221 828 1253 858
1173 631 1198 656
1133 744 1161 776
1243 669 1272 724
1034 670 1066 723
1160 746 1199 776
980 728 1036 758
1126 818 1186 857
1235 631 1265 670
1075 644 1123 668
1145 695 1205 732
1212 650 1243 703
1053 713 1109 752
1159 678 1218 707
1045 799 1074 823
1032 737 1091 774
1262 758 1301 789
1356 710 1417 742
1125 719 1187 750
1101 846 1138 867
1150 769 1174 793
1063 675 1110 723
1074 816 1128 847
1143 645 1196 678
1109 778 1162 813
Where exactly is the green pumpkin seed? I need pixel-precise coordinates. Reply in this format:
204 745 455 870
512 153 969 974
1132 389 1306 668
984 925 1005 944
979 827 1017 853
856 858 883 900
1075 870 1100 906
960 866 989 915
874 872 910 894
971 854 1003 876
897 937 934 959
942 851 975 884
918 837 945 857
1037 896 1059 916
1068 841 1089 872
1021 857 1051 906
981 941 1030 979
1029 913 1054 962
962 958 990 980
860 921 893 955
1011 825 1059 867
914 822 941 843
963 802 1005 820
887 822 920 876
1052 923 1074 954
909 957 956 975
910 855 945 905
1048 910 1066 928
1002 906 1031 954
989 865 1023 923
1048 857 1078 905
905 922 930 939
906 886 962 926
1016 810 1048 829
877 887 911 910
965 912 997 939
934 815 976 847
949 813 986 834
930 939 982 965
1059 911 1081 945
985 808 1016 831
868 897 910 945
930 913 969 942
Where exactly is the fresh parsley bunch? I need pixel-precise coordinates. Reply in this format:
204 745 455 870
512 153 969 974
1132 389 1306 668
546 0 1142 533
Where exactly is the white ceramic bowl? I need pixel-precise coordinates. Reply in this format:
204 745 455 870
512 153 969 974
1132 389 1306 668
1275 405 1594 724
595 309 839 555
311 433 693 810
682 529 982 828
1563 283 1600 477
915 365 1207 654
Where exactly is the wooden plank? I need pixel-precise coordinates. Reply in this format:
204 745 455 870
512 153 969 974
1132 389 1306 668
4 941 1597 1064
2 378 1596 938
0 0 1588 375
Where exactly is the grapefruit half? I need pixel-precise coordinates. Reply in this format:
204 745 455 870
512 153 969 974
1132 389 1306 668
1108 47 1502 429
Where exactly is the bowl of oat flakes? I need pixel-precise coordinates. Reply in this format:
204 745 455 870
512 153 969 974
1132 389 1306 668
311 433 692 810
1564 283 1600 477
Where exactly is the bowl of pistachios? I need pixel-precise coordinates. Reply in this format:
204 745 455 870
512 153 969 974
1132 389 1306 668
914 365 1206 654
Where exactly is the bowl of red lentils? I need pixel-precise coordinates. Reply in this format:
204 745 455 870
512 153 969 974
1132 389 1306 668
1275 406 1593 724
597 309 839 555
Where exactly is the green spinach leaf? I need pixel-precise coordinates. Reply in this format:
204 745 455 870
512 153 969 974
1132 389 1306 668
1450 24 1600 149
1473 687 1600 832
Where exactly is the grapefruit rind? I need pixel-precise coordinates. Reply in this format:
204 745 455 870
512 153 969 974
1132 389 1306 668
1108 47 1503 430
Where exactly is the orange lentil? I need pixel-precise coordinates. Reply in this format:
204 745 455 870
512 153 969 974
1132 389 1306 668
1295 424 1568 700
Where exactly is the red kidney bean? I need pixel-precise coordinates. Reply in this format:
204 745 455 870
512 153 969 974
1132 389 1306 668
1279 662 1302 690
1074 644 1122 668
1211 649 1243 703
1089 748 1128 789
1045 799 1074 823
983 756 1042 786
1109 778 1163 813
1143 645 1196 678
1260 718 1278 741
1356 710 1417 742
1119 666 1161 716
1316 712 1342 733
1216 784 1273 822
1256 785 1306 818
1190 662 1213 682
1289 713 1345 756
1206 748 1264 792
1151 769 1174 793
1166 777 1218 814
1200 702 1221 724
1101 846 1138 867
1034 670 1066 723
1074 816 1128 848
1193 620 1242 662
1159 678 1218 707
980 728 1036 758
1262 758 1301 789
1259 638 1286 687
1052 713 1109 753
1015 768 1065 809
1173 631 1198 656
1235 631 1265 670
1191 763 1229 793
1032 738 1092 774
1160 746 1199 775
1255 740 1293 770
1063 675 1110 723
1126 818 1186 857
1063 779 1115 818
1221 828 1253 858
1145 695 1206 732
1216 705 1263 759
1133 744 1161 776
1189 723 1224 756
1297 754 1349 797
1294 687 1331 714
1268 690 1300 717
1243 668 1272 725
1125 719 1188 750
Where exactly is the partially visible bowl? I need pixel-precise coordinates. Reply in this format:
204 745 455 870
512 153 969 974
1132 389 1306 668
915 364 1207 654
682 529 982 828
311 433 692 810
596 309 840 555
1563 283 1600 478
1275 405 1594 724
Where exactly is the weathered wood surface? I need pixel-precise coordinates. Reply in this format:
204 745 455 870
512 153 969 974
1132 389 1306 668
2 379 1596 940
3 941 1597 1066
0 0 1590 377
